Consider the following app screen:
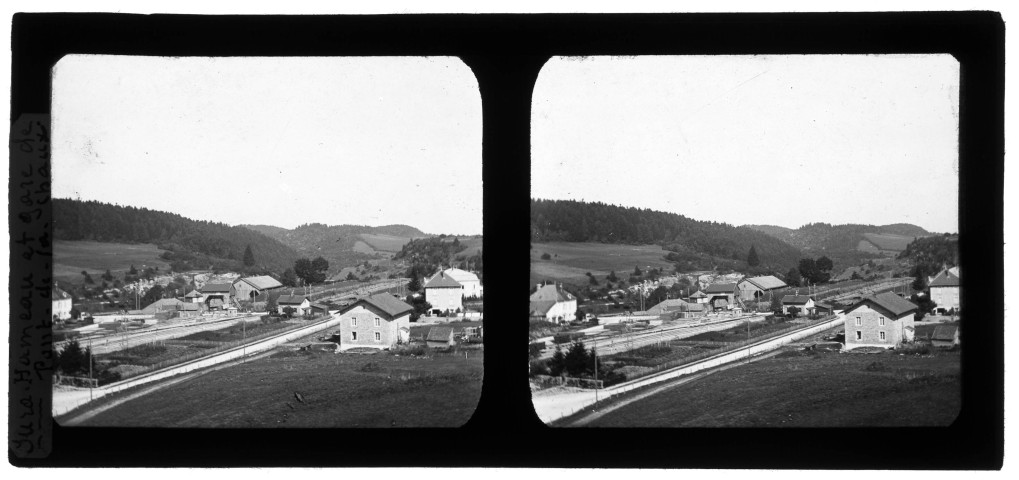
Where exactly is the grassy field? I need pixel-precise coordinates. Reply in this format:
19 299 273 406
584 348 960 427
530 242 673 286
77 347 483 427
861 232 917 252
358 233 414 252
54 240 171 283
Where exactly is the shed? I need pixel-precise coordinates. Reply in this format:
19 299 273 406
426 325 456 348
930 325 960 348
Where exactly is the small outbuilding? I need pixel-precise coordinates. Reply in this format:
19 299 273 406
781 295 816 316
930 325 960 348
425 325 456 349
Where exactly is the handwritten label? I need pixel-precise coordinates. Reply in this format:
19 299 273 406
9 114 53 458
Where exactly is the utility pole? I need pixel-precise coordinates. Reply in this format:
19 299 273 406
88 336 94 401
593 346 599 408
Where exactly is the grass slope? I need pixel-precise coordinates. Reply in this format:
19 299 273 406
586 349 960 427
861 232 917 252
358 233 415 252
54 240 171 283
530 242 673 286
77 349 483 428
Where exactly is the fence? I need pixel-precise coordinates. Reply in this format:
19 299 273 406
54 375 98 388
532 375 603 389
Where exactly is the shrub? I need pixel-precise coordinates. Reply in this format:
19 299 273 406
529 359 550 376
528 342 546 359
541 253 552 260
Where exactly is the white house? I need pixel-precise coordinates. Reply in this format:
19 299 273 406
529 283 577 324
53 285 73 321
437 267 483 298
780 294 816 316
277 294 312 316
928 268 960 314
424 271 464 314
336 294 413 351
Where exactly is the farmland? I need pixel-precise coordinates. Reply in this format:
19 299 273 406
530 242 674 286
860 232 919 253
54 240 171 283
74 347 483 427
580 348 960 427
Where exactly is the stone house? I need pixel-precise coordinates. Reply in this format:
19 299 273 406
53 285 73 321
843 292 919 350
529 283 577 324
928 268 960 314
424 271 464 314
336 294 413 351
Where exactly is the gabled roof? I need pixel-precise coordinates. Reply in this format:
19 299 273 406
529 300 558 316
646 298 689 315
142 298 184 313
338 293 414 319
845 292 918 318
426 326 455 342
278 294 310 305
741 275 787 291
440 268 479 284
201 283 233 293
184 289 202 298
237 275 283 290
931 325 959 341
424 272 463 289
689 291 707 298
53 286 72 300
929 269 960 288
781 295 814 305
703 282 738 294
530 284 575 303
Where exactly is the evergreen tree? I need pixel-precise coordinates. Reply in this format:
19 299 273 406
57 340 90 376
786 268 802 287
243 244 256 266
747 245 760 267
408 276 422 292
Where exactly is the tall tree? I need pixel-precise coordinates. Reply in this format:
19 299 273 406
798 258 819 284
293 258 313 285
310 256 330 284
747 245 760 267
786 268 802 287
243 244 256 266
280 268 298 287
408 276 422 292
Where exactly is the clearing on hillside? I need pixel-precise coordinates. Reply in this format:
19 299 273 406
54 240 171 283
860 232 919 253
358 233 415 252
530 242 674 286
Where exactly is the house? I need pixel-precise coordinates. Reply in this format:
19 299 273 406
781 295 815 316
184 289 203 303
425 325 456 348
703 283 739 310
436 267 483 298
141 298 187 315
200 283 235 310
336 293 414 351
233 275 284 300
53 285 73 321
529 283 577 324
277 294 312 316
843 292 919 350
688 290 709 304
928 268 960 314
424 271 464 314
930 325 960 348
737 275 788 301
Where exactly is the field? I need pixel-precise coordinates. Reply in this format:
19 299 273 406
76 347 484 427
54 240 171 283
530 242 673 286
358 233 414 252
860 232 918 253
583 348 960 427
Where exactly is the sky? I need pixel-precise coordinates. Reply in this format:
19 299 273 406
532 55 961 233
52 55 483 235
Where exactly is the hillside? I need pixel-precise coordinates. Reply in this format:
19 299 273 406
394 235 483 280
242 223 430 273
530 199 803 273
744 222 931 258
53 199 301 274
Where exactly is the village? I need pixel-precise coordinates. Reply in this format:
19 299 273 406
51 264 485 426
528 265 961 425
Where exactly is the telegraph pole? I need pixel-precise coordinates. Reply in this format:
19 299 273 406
88 336 94 401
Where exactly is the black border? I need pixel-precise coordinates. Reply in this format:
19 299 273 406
9 12 1004 469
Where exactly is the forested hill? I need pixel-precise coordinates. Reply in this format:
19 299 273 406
53 198 301 273
242 223 429 271
744 222 931 253
530 198 803 272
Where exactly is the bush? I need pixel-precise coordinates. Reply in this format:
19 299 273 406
528 342 545 359
541 253 552 260
529 359 550 376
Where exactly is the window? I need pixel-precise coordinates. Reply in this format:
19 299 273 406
879 317 886 326
880 331 886 341
856 331 862 340
375 332 381 341
351 332 358 341
351 318 357 327
855 316 862 326
374 317 381 327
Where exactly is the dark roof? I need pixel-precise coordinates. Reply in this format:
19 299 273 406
931 325 959 341
424 273 463 289
53 286 72 300
310 302 330 311
703 282 738 294
338 293 414 319
846 292 918 318
201 283 233 293
741 276 787 290
782 295 814 305
184 290 202 298
426 326 455 342
929 269 960 288
689 291 707 298
278 294 310 305
237 275 283 290
530 284 575 303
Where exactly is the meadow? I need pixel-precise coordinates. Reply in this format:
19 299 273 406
76 347 484 427
530 242 674 286
54 240 171 283
583 348 960 427
861 232 917 252
358 233 415 252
